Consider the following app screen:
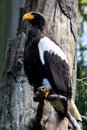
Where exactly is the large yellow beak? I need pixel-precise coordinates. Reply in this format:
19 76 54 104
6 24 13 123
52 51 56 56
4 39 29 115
23 13 35 20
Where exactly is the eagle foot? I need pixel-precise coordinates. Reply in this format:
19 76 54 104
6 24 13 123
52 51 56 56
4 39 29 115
33 86 46 102
33 86 67 103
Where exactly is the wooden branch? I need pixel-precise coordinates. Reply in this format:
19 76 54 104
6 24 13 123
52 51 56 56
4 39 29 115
77 77 87 87
77 77 87 82
66 112 81 130
82 115 87 123
28 101 44 130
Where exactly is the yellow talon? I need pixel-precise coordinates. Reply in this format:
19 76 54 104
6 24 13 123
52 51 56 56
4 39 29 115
45 90 50 97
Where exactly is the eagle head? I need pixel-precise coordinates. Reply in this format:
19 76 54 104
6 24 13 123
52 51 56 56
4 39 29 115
23 11 46 31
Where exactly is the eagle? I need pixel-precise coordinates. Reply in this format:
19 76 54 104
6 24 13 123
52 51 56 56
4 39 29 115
22 12 82 129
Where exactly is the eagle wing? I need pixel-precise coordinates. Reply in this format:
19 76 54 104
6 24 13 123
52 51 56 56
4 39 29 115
44 51 71 98
38 36 72 98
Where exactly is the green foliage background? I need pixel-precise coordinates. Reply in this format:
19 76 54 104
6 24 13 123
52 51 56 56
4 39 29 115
76 0 87 129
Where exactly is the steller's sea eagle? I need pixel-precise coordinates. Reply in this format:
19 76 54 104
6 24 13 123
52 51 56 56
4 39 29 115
22 12 82 129
23 11 72 98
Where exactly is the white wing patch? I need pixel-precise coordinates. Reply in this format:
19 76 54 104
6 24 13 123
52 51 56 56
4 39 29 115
38 36 68 65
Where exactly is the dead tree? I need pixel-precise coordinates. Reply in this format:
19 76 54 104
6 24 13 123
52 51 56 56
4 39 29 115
0 0 78 130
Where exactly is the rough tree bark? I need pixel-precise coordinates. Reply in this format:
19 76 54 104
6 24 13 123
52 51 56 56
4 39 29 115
0 0 78 130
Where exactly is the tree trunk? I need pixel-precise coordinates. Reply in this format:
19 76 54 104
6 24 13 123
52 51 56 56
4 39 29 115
0 0 78 130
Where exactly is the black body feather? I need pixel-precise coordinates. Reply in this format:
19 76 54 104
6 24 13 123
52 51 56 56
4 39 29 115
24 28 45 92
44 51 72 98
